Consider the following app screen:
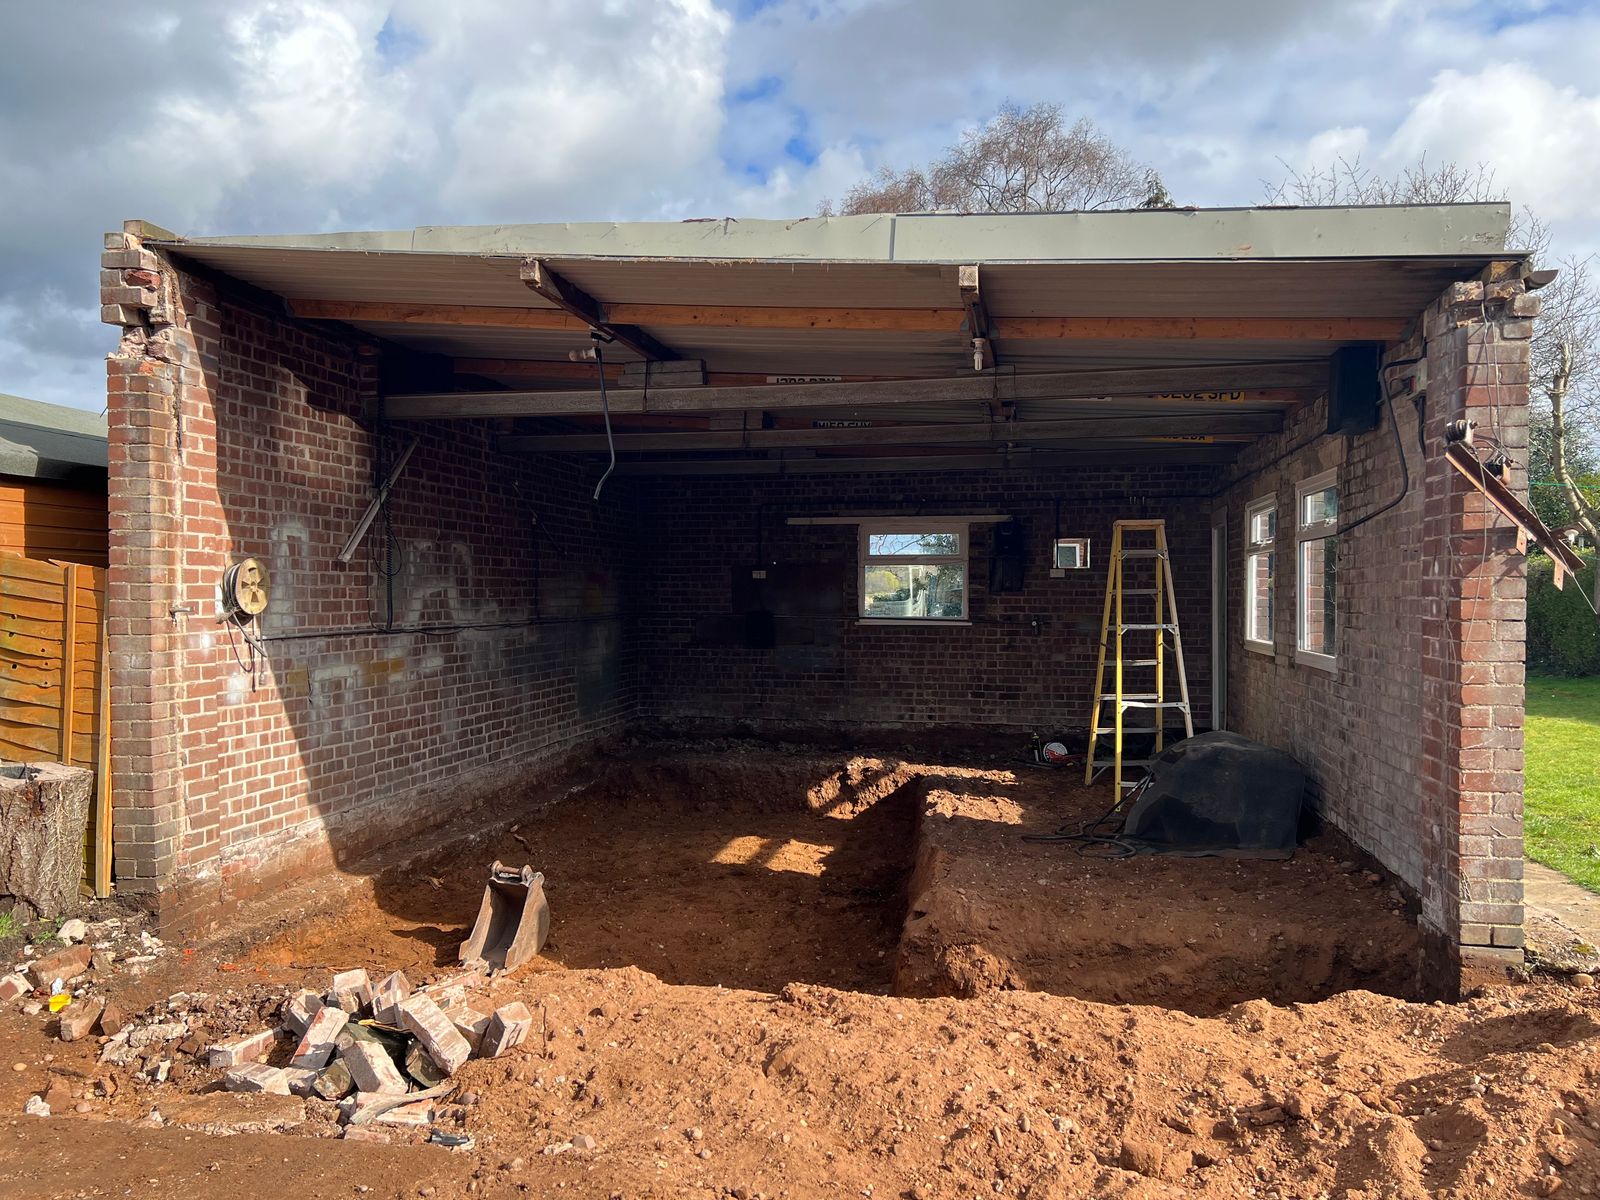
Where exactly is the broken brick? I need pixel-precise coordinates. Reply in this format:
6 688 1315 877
340 1040 408 1095
482 1002 534 1059
341 1125 391 1143
374 1099 435 1128
398 992 472 1075
58 998 104 1042
0 973 30 1004
225 1063 290 1095
98 1001 126 1036
370 971 410 1025
208 1028 280 1069
290 1005 349 1071
313 1059 354 1101
283 989 324 1036
327 969 372 1013
284 1067 318 1097
446 1004 490 1054
26 945 92 990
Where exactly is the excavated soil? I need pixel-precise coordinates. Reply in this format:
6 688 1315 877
2 744 1577 1200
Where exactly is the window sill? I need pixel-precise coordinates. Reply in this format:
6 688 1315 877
1243 639 1275 658
857 618 972 627
1295 648 1338 675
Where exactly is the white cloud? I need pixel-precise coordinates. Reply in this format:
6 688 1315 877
1383 63 1600 223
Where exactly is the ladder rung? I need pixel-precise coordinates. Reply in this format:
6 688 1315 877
1117 549 1165 559
1123 701 1189 709
1126 659 1160 666
1121 588 1159 595
1093 758 1152 768
1118 623 1177 631
1102 692 1159 700
1093 726 1157 734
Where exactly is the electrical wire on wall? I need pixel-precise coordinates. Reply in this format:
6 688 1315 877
588 336 617 501
372 396 404 630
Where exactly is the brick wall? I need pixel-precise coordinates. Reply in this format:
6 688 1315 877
1219 273 1531 971
634 467 1219 735
103 228 637 930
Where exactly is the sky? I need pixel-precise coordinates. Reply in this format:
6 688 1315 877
2 0 1599 411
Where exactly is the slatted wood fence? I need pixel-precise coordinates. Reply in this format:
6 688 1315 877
0 551 111 895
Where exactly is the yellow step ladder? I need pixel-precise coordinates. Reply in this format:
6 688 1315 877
1084 520 1194 792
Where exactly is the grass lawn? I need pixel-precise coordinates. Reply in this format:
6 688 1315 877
1525 674 1600 892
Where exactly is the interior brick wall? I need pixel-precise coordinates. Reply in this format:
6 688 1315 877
633 467 1219 737
1220 274 1531 969
103 231 638 931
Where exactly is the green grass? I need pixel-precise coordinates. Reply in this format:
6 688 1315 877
0 910 17 941
1526 674 1600 892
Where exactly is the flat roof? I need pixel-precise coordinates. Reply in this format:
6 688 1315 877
0 393 108 481
137 205 1521 474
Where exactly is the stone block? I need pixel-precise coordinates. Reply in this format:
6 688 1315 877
370 971 410 1025
313 1059 354 1101
398 992 472 1075
290 1005 349 1070
327 969 372 1013
482 1002 534 1059
58 998 104 1042
225 1063 290 1095
0 973 29 1004
340 1039 408 1095
283 989 323 1036
284 1067 318 1097
208 1028 280 1069
447 1005 490 1054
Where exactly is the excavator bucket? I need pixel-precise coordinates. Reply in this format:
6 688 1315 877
459 861 550 973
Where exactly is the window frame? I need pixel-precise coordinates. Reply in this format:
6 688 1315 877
1294 468 1339 673
857 519 970 624
1242 493 1277 655
1053 537 1091 571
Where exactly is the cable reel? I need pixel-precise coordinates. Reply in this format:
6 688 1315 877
220 558 270 623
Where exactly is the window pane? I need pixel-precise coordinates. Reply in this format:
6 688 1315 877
1246 550 1274 643
1248 507 1276 546
1299 535 1337 655
863 562 966 618
867 531 961 557
1301 486 1337 527
1054 537 1090 569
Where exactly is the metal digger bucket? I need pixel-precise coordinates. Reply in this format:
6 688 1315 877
460 861 550 973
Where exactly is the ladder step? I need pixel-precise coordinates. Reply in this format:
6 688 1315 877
1117 549 1165 559
1121 588 1159 595
1093 726 1157 734
1127 659 1160 667
1092 758 1152 768
1118 623 1177 631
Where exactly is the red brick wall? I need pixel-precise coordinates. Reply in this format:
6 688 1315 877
1220 274 1531 967
103 231 637 929
634 468 1218 735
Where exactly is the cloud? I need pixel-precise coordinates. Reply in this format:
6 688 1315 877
1 0 1599 409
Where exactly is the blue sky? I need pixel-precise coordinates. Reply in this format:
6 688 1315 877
1 0 1598 410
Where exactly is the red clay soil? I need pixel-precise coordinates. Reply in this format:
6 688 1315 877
0 746 1589 1200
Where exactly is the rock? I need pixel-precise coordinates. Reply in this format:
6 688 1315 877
97 1001 125 1036
225 1064 291 1095
25 945 92 991
482 1002 533 1059
89 950 114 973
208 1028 280 1069
161 1092 306 1136
24 1095 50 1117
398 993 471 1075
1572 974 1594 989
56 919 87 944
284 1067 318 1097
405 1041 447 1088
0 973 29 1004
73 1101 91 1114
58 998 103 1042
42 1079 74 1111
313 1059 355 1102
1119 1137 1164 1178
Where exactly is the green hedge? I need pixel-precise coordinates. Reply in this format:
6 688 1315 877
1527 552 1600 676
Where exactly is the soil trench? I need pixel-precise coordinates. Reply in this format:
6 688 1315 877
246 746 1421 1013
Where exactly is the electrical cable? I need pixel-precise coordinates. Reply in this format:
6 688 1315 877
1021 775 1153 858
592 339 616 501
1335 356 1422 537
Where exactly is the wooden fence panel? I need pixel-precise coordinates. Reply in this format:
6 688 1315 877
0 551 111 895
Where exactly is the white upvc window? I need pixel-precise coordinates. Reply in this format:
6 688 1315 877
1243 494 1276 652
859 521 968 622
1295 469 1339 671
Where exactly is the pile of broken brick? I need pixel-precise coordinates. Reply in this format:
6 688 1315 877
210 965 530 1136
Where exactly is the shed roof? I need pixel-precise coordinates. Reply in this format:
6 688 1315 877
142 205 1521 473
0 393 108 481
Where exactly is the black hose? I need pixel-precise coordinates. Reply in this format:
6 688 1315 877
592 341 616 501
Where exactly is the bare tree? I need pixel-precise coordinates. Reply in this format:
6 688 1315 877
823 104 1167 216
1270 154 1600 601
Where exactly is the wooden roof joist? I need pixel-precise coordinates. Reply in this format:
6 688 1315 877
288 297 1408 342
497 411 1282 454
609 445 1238 476
383 363 1323 419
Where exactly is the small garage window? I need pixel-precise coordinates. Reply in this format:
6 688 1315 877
1053 537 1091 570
859 522 968 621
1296 470 1338 671
1243 494 1276 651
